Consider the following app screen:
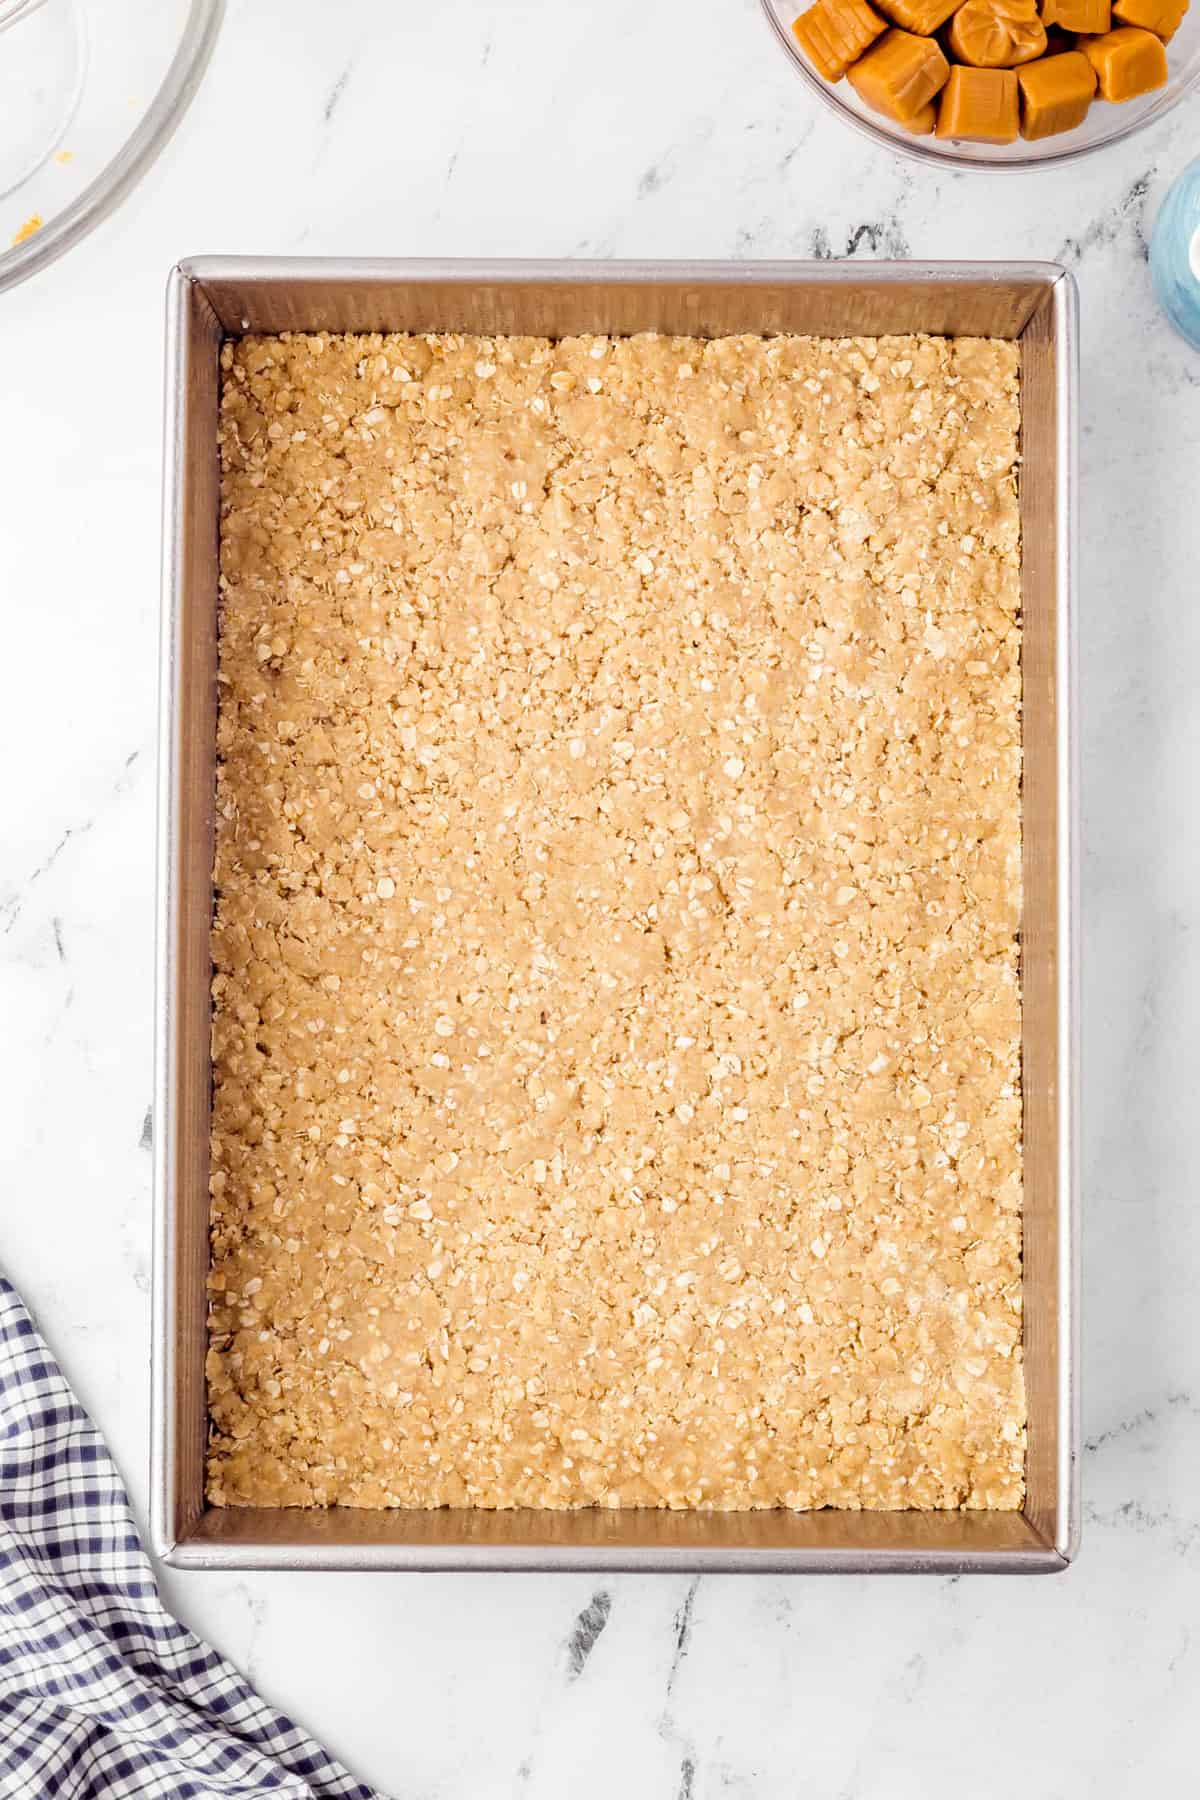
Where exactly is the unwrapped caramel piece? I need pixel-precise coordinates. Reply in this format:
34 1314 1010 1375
848 28 950 119
1041 0 1110 32
793 0 887 79
949 0 1048 64
936 64 1020 138
873 0 960 32
1081 24 1168 94
1112 0 1188 37
1018 49 1097 135
898 99 938 129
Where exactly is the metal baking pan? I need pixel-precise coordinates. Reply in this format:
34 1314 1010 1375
153 258 1078 1572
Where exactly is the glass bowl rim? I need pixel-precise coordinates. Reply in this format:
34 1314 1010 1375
0 0 224 296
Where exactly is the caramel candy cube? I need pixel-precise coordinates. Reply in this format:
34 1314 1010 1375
1081 25 1168 96
792 0 887 80
848 29 950 121
1042 0 1111 30
936 65 1020 139
949 0 1047 66
898 101 938 131
1112 0 1188 39
1018 50 1098 136
873 0 960 33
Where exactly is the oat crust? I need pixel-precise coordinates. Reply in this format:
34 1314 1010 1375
208 329 1024 1512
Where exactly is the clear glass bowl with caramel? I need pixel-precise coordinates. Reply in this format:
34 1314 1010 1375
763 0 1199 165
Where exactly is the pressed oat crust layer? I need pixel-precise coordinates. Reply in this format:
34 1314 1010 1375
208 329 1024 1512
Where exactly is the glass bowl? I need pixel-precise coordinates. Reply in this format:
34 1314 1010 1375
762 0 1200 168
0 0 223 295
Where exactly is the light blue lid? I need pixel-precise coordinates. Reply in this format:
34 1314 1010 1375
1151 157 1200 350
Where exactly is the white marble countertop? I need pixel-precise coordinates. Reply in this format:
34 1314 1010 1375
2 0 1199 1792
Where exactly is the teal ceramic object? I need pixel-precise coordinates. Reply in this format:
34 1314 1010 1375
1151 158 1200 350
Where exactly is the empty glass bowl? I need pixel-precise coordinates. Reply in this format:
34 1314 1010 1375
762 0 1200 168
0 0 223 294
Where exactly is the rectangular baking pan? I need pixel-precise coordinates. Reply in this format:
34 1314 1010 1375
153 258 1078 1572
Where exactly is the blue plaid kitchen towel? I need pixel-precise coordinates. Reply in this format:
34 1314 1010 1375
0 1275 381 1800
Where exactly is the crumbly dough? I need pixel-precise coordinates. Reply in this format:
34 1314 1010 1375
208 328 1024 1512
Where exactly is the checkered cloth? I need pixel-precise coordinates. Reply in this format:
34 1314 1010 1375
0 1275 382 1799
